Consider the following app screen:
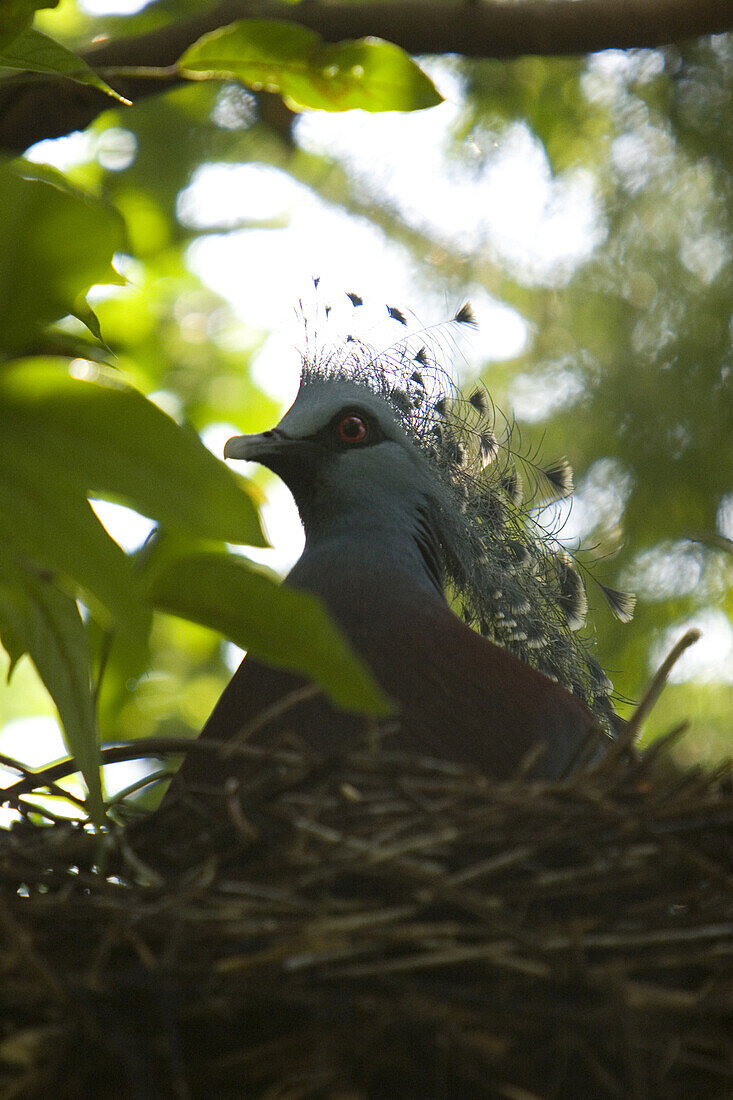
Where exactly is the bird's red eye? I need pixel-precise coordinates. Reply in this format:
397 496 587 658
338 415 368 443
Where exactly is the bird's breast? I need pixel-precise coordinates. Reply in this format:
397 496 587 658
310 572 599 780
169 566 602 802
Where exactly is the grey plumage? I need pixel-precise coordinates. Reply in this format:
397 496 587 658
295 295 635 728
153 296 638 811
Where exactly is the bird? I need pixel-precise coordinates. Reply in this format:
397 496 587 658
163 295 635 806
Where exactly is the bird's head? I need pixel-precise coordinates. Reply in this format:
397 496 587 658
225 378 440 547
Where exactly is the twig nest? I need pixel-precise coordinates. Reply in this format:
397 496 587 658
1 739 732 1099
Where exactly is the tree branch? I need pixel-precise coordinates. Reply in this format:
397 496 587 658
1 0 730 153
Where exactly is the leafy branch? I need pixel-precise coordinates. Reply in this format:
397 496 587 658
1 0 731 152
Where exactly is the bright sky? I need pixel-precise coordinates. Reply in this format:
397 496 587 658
79 0 150 13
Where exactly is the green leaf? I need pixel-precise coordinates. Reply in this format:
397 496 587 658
70 295 106 345
0 163 125 349
0 554 104 823
0 1 57 51
178 20 442 113
149 552 394 716
0 431 144 631
0 28 130 103
0 358 266 547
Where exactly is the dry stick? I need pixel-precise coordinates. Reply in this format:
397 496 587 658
0 896 67 1000
118 834 166 888
639 720 690 766
604 628 702 763
560 720 610 779
221 683 323 755
14 801 75 825
0 752 35 778
626 628 701 741
105 768 173 807
224 776 260 841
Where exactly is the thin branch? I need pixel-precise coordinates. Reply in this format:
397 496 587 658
0 0 730 152
0 736 306 801
622 628 702 747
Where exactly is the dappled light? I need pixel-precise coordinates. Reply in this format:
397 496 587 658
651 609 733 685
1 1 731 796
1 5 732 1095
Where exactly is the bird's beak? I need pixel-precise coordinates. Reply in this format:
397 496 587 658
224 431 283 461
225 429 317 493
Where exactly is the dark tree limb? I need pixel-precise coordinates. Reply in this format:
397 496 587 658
1 0 731 153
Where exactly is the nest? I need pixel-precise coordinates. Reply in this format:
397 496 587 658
1 732 732 1100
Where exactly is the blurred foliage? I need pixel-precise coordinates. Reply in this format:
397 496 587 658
178 20 442 112
0 161 125 347
0 0 58 51
0 25 128 101
0 1 731 818
0 3 415 815
460 39 733 745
